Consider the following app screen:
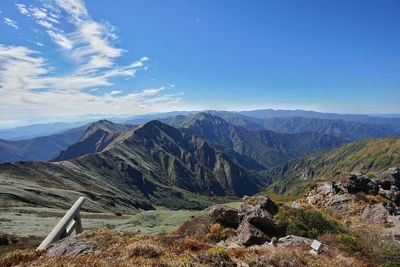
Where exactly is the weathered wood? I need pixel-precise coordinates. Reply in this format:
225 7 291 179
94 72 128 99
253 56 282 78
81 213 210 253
37 197 86 251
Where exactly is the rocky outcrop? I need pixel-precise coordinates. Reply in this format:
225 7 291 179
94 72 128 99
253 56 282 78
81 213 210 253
304 168 400 222
208 195 280 247
341 173 379 195
209 204 240 228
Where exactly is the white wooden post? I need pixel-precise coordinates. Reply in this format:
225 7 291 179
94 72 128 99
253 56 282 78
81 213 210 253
37 197 86 251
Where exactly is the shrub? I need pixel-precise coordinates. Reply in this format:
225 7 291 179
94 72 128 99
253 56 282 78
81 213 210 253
0 249 42 267
175 216 212 239
275 207 343 238
126 242 163 258
195 246 236 267
337 233 362 254
184 239 210 251
205 223 236 242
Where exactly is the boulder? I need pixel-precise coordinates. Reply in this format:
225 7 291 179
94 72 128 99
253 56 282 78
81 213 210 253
377 167 400 188
378 186 400 206
242 195 278 215
45 233 100 257
237 221 270 246
237 195 278 246
361 204 388 224
341 173 370 194
209 204 240 228
240 203 274 229
366 180 379 195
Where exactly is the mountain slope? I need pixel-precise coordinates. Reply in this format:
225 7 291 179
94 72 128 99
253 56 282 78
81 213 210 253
0 120 268 212
166 113 345 169
52 120 130 161
263 137 400 196
0 126 87 163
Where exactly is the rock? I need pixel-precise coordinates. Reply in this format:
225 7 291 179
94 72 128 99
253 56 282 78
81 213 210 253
45 233 100 257
377 167 400 190
278 235 313 246
237 221 270 246
240 203 274 229
209 204 240 228
321 194 354 215
237 195 278 246
341 173 370 194
361 204 388 224
292 200 301 209
378 186 400 206
366 180 379 195
242 195 278 215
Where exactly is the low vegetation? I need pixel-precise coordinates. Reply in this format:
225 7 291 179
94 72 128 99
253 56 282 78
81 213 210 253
274 206 344 238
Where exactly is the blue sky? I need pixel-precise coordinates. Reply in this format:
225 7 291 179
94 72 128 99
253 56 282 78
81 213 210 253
0 0 399 127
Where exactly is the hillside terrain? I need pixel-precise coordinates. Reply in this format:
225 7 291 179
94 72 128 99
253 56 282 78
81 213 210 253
0 120 269 212
264 137 400 196
165 113 345 168
52 120 131 161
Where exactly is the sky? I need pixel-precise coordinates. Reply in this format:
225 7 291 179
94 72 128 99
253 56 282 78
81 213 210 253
0 0 399 127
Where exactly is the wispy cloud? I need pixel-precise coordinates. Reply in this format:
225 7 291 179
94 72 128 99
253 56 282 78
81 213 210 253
3 17 18 29
0 0 183 123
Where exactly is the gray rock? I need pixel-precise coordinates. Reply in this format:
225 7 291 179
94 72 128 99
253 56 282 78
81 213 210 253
209 204 240 228
361 204 388 224
236 195 278 246
45 233 100 257
240 203 274 229
378 186 400 205
278 235 313 246
242 195 278 215
237 221 270 246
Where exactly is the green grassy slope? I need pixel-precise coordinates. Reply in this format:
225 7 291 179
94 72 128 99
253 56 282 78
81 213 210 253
264 137 400 196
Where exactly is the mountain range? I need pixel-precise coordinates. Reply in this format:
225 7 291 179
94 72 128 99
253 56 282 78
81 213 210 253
0 109 399 213
0 126 86 163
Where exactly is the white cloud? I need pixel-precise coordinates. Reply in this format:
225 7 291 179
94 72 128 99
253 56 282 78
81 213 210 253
0 0 183 124
47 30 72 49
16 4 29 16
0 44 182 122
37 20 53 29
4 17 18 29
55 0 88 19
31 7 48 19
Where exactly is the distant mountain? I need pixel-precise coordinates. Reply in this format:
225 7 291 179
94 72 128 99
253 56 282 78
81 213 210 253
195 111 399 141
263 137 400 196
165 113 345 169
0 126 87 163
52 120 131 161
239 109 400 131
122 111 197 125
0 120 268 212
260 117 399 141
0 121 88 140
